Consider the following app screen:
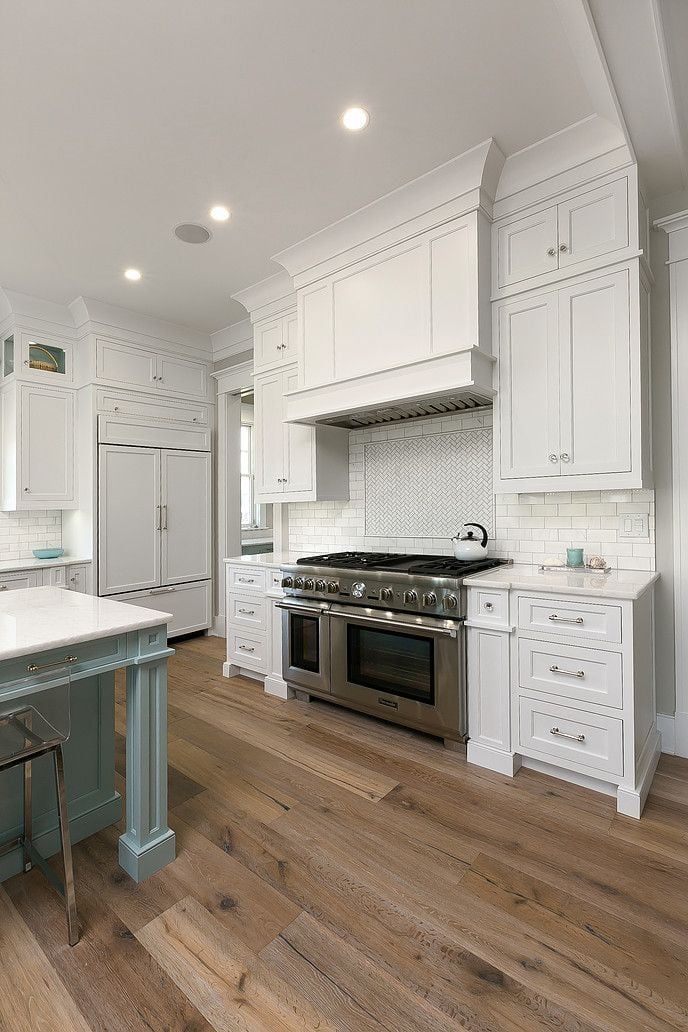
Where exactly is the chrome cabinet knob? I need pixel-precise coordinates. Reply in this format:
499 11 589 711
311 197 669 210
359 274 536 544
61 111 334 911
484 601 494 611
443 594 458 610
380 587 394 603
403 589 418 604
560 452 570 462
559 243 568 252
421 592 437 607
547 247 556 257
549 453 558 463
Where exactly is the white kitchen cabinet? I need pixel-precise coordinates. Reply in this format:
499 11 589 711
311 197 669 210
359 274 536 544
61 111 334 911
2 332 74 386
65 563 90 593
223 560 291 697
0 384 76 510
95 338 208 400
116 581 212 638
254 364 348 503
0 571 41 592
495 175 630 291
495 264 647 492
253 311 298 373
98 445 211 604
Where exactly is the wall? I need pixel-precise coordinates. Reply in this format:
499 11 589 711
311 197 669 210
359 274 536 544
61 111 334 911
288 412 656 573
0 511 62 561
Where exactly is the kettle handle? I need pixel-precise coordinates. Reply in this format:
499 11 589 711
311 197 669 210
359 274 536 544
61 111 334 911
464 523 488 548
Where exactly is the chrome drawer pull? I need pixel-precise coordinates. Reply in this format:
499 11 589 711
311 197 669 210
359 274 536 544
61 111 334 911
237 576 255 583
549 665 585 678
550 726 585 743
238 608 255 615
238 645 255 652
548 614 584 625
27 655 78 673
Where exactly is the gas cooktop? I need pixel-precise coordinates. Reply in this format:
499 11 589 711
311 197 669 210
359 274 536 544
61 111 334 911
295 551 508 577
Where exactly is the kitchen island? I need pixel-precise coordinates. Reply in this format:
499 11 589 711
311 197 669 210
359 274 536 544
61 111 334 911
0 587 176 882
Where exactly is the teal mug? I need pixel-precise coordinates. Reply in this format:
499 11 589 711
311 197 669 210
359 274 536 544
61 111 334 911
566 547 584 568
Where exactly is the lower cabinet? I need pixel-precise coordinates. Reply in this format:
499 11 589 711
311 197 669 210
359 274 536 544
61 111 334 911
224 563 290 697
466 583 659 818
115 581 211 638
0 562 91 594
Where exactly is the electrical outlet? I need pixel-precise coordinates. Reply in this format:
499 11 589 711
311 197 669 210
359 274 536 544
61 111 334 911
619 512 649 539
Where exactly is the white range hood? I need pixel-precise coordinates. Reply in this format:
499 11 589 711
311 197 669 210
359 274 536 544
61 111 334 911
273 139 503 427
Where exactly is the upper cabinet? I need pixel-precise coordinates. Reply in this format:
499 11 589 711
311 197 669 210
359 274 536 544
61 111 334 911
494 175 634 294
0 383 76 510
253 311 298 373
95 338 209 399
494 263 651 493
253 364 349 504
2 332 74 385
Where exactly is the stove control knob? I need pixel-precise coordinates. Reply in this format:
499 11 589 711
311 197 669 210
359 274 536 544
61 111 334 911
281 576 293 589
327 580 340 594
422 592 437 608
304 578 315 590
315 579 327 592
351 581 366 599
380 587 394 603
443 594 458 611
403 589 418 605
294 576 304 589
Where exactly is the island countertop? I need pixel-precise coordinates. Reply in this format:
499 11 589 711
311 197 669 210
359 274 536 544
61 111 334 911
0 586 173 661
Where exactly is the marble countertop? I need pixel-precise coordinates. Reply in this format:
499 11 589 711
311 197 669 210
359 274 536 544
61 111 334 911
224 552 298 568
0 556 91 574
0 586 173 662
463 563 659 600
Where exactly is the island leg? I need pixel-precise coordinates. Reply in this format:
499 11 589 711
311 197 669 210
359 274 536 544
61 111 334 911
118 656 176 881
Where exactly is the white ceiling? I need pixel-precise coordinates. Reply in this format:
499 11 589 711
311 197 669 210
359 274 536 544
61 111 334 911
0 0 593 332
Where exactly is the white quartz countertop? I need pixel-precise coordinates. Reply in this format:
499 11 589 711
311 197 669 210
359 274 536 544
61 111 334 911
0 556 91 574
0 586 173 662
224 552 298 568
463 563 659 600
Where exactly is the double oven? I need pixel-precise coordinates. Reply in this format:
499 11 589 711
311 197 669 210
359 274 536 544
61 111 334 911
279 595 466 742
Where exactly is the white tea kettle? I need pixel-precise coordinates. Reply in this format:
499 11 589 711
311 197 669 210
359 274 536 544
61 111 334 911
452 523 489 561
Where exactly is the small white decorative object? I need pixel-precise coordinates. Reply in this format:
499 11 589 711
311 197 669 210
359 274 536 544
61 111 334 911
587 555 607 569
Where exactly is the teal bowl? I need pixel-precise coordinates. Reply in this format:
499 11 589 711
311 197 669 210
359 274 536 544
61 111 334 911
32 547 65 560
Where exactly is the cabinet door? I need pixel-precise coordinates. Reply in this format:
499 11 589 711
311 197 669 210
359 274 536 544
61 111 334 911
98 445 161 594
558 271 631 476
156 354 208 398
497 207 558 288
283 367 314 495
66 564 90 593
253 318 284 371
20 386 75 506
161 450 211 584
282 312 298 363
557 179 628 270
498 293 560 480
254 370 285 497
96 340 157 389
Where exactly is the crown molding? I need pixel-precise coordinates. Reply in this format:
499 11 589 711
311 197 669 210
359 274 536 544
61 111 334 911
211 318 253 361
231 271 295 323
69 296 212 359
211 359 254 395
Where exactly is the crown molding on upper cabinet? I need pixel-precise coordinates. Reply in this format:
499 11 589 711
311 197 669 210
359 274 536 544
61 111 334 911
69 297 212 360
232 271 295 323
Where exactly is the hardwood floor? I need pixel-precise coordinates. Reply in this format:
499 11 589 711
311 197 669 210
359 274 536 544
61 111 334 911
2 634 688 1030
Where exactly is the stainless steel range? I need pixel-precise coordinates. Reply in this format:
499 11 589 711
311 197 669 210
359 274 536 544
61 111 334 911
278 552 511 747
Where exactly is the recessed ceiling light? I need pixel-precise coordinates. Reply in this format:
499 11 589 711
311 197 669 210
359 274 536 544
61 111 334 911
210 205 230 222
341 106 370 132
124 268 142 281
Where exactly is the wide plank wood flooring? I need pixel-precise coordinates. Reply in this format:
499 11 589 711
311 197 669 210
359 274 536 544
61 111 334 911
3 634 688 1031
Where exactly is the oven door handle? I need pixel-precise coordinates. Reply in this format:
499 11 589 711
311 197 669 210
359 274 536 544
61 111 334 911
328 609 463 636
275 601 330 615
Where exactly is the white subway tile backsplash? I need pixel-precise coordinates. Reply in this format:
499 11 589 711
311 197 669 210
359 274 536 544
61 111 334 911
287 415 656 571
0 511 63 561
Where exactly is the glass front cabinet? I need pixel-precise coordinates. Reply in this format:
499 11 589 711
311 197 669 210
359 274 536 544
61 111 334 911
2 332 73 384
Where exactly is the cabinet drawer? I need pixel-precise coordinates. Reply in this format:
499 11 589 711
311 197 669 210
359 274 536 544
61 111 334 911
269 569 283 591
518 638 623 708
228 566 267 592
116 581 211 637
229 593 267 631
469 588 509 624
228 629 267 672
518 596 621 643
0 634 127 688
519 696 623 777
0 571 40 592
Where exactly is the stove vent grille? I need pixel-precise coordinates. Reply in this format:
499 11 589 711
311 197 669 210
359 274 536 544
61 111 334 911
321 391 492 429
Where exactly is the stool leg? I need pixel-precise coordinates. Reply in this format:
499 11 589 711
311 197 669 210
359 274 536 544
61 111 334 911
54 745 78 946
23 758 32 873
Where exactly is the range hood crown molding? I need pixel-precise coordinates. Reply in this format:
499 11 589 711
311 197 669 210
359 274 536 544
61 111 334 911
272 138 505 284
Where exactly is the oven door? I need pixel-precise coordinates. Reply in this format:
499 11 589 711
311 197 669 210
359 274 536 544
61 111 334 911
278 599 331 693
329 604 465 737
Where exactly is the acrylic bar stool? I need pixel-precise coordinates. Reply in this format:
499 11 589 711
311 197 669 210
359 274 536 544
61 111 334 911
0 666 78 945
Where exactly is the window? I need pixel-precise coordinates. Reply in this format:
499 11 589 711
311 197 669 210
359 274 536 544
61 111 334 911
241 423 254 527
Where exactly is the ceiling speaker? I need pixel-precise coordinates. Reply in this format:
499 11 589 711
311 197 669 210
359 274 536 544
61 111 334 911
174 223 212 244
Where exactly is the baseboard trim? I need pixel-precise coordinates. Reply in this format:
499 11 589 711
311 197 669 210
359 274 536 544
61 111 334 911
657 713 676 755
675 710 688 758
467 740 521 777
